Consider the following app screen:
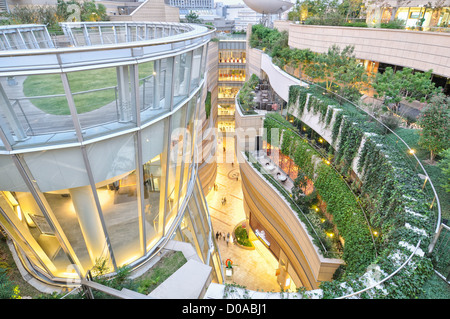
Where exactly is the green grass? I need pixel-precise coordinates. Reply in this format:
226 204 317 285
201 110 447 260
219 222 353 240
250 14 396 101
133 250 187 295
23 63 154 115
0 236 43 298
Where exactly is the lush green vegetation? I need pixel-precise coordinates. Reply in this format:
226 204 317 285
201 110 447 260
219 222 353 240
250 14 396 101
287 85 440 298
89 251 187 298
250 25 368 103
237 74 259 114
1 0 108 33
234 225 253 248
287 0 412 29
264 112 375 272
205 91 212 118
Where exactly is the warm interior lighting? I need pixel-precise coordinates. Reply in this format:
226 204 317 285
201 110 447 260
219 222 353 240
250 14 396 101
15 206 22 221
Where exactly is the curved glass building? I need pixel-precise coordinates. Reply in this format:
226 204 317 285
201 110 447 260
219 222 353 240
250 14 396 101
0 22 223 286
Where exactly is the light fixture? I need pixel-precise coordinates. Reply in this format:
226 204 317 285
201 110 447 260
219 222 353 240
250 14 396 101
409 149 415 155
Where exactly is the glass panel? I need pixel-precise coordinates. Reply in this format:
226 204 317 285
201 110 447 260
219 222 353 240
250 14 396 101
67 65 137 140
100 26 116 44
173 52 192 107
190 47 202 93
179 207 203 262
141 119 168 247
165 104 187 232
0 191 75 279
0 75 78 149
200 45 207 80
138 58 172 123
22 147 111 274
188 196 208 262
86 133 141 267
180 93 197 202
218 66 245 82
115 26 126 43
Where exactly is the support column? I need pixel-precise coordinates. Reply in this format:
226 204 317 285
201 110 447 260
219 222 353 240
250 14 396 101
69 186 108 265
153 60 161 109
116 65 133 123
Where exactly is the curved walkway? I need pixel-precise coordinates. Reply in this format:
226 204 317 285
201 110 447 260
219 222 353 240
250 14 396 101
205 136 282 293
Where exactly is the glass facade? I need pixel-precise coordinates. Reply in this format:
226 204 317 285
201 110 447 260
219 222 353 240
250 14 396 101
0 22 223 285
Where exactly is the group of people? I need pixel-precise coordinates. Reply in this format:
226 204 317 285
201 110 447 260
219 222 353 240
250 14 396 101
216 231 233 246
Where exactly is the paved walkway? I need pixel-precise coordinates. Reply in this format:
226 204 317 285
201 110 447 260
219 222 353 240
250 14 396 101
205 137 282 293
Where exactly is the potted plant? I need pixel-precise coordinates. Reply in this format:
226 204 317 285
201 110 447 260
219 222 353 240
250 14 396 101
225 259 233 277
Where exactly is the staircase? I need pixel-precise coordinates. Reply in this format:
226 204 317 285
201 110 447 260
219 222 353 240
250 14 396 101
0 0 9 13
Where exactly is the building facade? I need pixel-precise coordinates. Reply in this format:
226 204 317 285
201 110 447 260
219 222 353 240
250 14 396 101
0 22 224 287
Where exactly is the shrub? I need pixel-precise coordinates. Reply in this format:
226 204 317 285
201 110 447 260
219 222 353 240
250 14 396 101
234 226 253 247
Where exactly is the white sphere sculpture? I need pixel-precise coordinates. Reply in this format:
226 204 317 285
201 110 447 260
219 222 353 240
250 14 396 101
243 0 293 14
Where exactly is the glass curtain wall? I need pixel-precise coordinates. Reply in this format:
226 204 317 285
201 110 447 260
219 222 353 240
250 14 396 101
173 52 192 107
141 118 169 251
0 42 216 282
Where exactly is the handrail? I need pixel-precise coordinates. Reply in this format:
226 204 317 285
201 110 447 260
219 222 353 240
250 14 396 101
0 22 216 57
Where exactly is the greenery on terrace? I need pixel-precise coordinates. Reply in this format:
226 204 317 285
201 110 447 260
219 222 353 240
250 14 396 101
250 24 450 221
287 83 445 298
263 113 375 269
237 74 259 115
286 0 449 30
0 0 108 34
248 23 449 298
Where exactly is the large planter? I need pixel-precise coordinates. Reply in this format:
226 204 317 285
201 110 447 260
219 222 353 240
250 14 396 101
233 224 256 250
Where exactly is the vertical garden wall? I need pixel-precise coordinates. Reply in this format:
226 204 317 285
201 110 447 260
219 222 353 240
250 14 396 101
282 85 436 298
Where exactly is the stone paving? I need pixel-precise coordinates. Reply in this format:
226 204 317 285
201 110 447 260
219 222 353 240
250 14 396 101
205 138 282 293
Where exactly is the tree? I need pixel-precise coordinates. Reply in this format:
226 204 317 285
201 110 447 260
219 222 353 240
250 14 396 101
56 0 107 22
417 93 450 163
373 67 440 114
304 45 369 102
185 11 202 24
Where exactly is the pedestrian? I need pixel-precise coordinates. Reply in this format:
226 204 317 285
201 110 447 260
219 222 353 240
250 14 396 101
227 232 230 239
226 237 229 246
216 231 219 240
223 232 226 241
